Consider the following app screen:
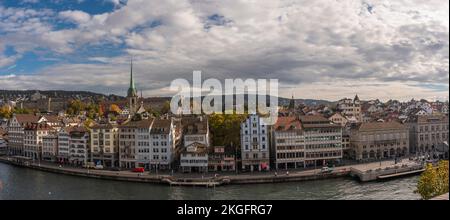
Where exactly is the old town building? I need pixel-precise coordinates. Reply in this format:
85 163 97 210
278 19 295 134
337 95 362 122
148 118 181 170
7 114 40 156
42 135 58 161
273 115 342 169
68 127 90 166
208 146 236 172
240 114 269 171
180 142 208 173
411 114 449 154
57 127 71 163
90 123 120 168
349 121 409 161
119 119 154 169
23 123 55 160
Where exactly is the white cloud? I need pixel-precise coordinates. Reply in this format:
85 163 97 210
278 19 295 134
59 10 91 24
0 0 448 101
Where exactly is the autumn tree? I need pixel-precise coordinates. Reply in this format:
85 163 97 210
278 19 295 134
0 105 12 118
208 113 247 156
66 100 85 116
109 104 122 114
416 161 449 200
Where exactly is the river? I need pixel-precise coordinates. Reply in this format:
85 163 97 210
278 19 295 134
0 162 421 200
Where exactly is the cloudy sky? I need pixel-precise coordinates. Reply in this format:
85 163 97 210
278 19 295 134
0 0 448 102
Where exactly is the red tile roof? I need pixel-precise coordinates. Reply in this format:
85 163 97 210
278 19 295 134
274 117 302 131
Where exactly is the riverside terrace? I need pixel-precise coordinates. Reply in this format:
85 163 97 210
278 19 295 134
0 156 426 187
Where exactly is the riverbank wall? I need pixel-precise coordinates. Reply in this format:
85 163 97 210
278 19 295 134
0 157 423 187
0 157 350 186
0 157 165 184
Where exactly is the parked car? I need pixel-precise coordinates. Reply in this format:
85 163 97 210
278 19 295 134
94 165 104 170
83 162 95 169
132 167 145 173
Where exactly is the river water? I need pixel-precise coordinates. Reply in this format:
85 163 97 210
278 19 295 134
0 163 421 200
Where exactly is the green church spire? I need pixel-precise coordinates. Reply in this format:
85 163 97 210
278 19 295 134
127 57 137 97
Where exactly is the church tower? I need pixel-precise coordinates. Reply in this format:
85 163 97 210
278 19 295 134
288 93 295 110
127 58 138 115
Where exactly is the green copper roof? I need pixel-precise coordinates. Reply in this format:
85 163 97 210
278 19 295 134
127 58 138 97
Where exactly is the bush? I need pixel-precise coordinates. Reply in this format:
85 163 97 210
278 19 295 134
416 161 449 200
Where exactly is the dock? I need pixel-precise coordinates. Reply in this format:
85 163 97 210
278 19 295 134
350 160 424 182
378 169 425 180
162 178 222 187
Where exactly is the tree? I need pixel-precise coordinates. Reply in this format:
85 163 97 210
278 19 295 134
161 101 171 115
208 113 247 155
66 100 85 116
110 104 122 114
12 107 32 115
416 161 449 200
85 103 100 119
0 105 12 118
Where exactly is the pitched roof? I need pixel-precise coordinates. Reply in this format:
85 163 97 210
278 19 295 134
274 116 302 131
150 118 172 134
43 115 60 123
298 115 330 123
417 114 449 124
91 123 117 129
24 123 54 131
15 114 40 124
120 118 154 128
358 121 406 132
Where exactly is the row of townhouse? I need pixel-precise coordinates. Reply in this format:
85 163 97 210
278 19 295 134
8 114 60 156
25 125 90 166
7 114 90 165
10 112 443 173
90 117 182 170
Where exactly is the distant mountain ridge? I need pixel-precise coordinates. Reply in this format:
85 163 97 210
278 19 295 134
0 90 334 106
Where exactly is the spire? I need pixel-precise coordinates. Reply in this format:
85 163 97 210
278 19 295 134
127 57 137 97
289 93 295 110
354 94 360 102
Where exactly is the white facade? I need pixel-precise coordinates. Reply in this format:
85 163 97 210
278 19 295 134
90 124 119 168
57 128 70 162
338 96 362 122
119 119 154 169
148 118 178 170
7 114 39 155
180 142 208 173
240 114 269 171
273 116 343 169
42 135 58 161
23 124 54 160
69 129 90 166
136 126 151 168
